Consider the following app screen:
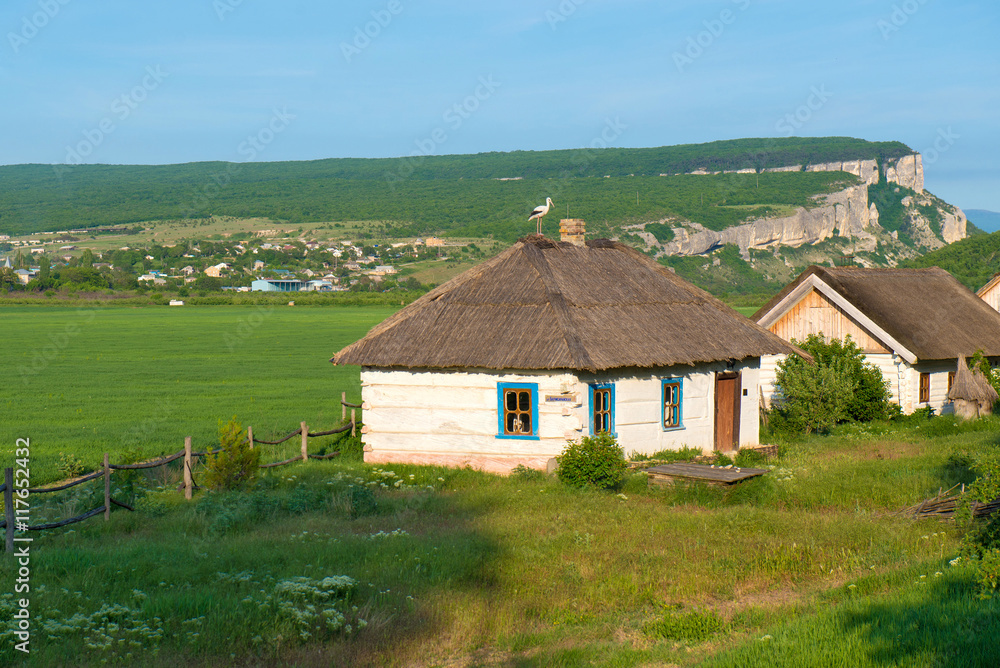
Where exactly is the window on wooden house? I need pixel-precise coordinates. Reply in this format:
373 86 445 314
919 372 930 404
948 371 955 392
662 379 683 430
497 382 538 439
589 383 615 434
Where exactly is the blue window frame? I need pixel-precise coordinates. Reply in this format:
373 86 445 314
662 379 683 430
497 382 539 440
589 383 615 435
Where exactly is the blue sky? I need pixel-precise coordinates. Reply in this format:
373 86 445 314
1 0 997 211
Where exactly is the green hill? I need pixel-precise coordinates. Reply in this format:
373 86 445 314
900 231 1000 291
0 137 909 239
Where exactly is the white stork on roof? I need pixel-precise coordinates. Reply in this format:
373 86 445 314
528 197 554 235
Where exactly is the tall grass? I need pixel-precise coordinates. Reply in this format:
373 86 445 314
1 429 988 666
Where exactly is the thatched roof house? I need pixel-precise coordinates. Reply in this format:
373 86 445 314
754 265 1000 414
334 232 798 472
337 237 798 372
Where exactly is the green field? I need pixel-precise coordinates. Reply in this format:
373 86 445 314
3 305 396 483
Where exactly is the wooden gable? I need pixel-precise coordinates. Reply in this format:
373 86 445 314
977 275 1000 313
766 288 890 354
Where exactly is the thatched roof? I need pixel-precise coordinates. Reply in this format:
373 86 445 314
333 236 799 372
753 265 1000 361
948 355 999 404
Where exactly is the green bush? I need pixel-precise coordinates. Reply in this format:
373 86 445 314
976 549 1000 599
770 334 891 434
57 452 86 479
556 432 628 491
202 416 260 491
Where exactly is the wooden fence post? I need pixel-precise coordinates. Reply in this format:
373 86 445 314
184 437 193 500
342 392 347 422
301 422 308 462
351 409 357 437
103 453 111 521
4 468 13 554
247 426 254 449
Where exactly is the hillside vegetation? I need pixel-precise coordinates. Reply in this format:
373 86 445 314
901 230 1000 291
0 137 907 239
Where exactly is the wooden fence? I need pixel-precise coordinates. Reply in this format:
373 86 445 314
895 483 1000 521
1 398 360 553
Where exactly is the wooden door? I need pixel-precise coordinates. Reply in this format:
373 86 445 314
715 372 742 451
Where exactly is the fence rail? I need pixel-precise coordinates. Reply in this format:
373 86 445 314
2 397 361 553
895 483 1000 521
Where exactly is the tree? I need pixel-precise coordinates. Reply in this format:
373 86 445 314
193 275 222 291
0 266 16 291
203 417 260 491
771 334 891 434
79 248 95 267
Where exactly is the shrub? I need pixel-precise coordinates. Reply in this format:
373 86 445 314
771 334 891 434
556 432 628 491
202 416 260 491
57 452 86 479
976 549 1000 599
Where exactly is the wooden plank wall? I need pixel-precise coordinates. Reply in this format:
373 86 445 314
768 289 889 353
979 281 1000 313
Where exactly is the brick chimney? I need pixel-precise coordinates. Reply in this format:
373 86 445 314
560 219 586 246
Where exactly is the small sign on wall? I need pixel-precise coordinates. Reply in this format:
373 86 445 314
545 394 576 403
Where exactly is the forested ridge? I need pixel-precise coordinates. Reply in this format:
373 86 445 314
0 137 911 238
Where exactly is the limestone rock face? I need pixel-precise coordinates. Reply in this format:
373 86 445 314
804 160 879 185
657 151 961 262
941 207 967 244
660 185 879 259
883 154 924 192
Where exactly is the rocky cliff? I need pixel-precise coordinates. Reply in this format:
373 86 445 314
701 154 924 191
646 152 962 263
655 184 880 258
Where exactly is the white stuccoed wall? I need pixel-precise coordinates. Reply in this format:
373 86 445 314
360 359 764 472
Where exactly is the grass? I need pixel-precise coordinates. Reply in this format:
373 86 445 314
3 423 999 666
3 306 1000 665
1 305 397 483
